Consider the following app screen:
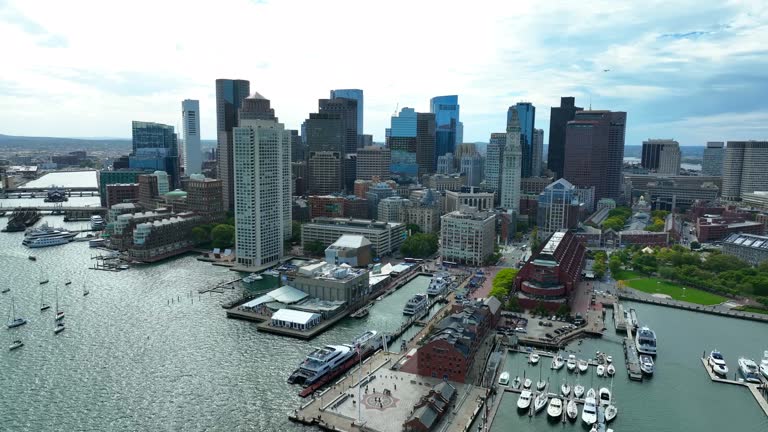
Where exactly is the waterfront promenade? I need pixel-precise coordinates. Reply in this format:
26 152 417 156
618 288 768 323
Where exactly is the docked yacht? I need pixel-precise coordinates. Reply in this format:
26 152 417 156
577 359 589 373
403 294 428 316
760 350 768 379
566 399 578 421
23 225 77 248
598 387 612 406
551 354 565 370
348 330 382 352
566 355 577 372
287 345 355 386
533 392 548 414
708 350 729 377
596 364 605 377
737 357 761 383
547 397 563 419
606 364 616 376
498 372 510 386
90 215 105 230
581 396 597 425
426 273 450 296
635 326 658 355
529 353 540 365
517 390 532 410
639 354 655 375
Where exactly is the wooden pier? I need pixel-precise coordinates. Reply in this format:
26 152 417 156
699 357 768 417
622 331 643 381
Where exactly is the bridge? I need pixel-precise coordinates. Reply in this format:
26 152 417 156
1 187 100 198
0 205 107 219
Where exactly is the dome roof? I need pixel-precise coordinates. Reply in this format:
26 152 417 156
165 189 187 198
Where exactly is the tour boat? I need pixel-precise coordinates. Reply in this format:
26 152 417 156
523 378 532 389
605 404 618 422
517 390 532 410
547 397 563 419
23 236 71 248
758 350 768 380
561 382 571 397
498 372 510 386
529 353 540 365
606 363 616 376
533 392 548 414
566 399 578 421
599 387 612 407
566 354 577 372
596 364 605 377
9 338 24 351
708 350 729 377
403 294 428 316
582 396 598 425
551 354 565 370
426 273 450 295
90 215 105 230
738 357 761 383
635 326 658 355
287 345 355 386
640 354 655 375
574 384 585 399
578 359 589 373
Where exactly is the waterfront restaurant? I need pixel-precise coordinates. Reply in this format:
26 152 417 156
269 309 321 331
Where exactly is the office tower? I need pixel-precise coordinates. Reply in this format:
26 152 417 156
233 92 291 269
457 121 464 146
306 112 344 194
641 139 663 170
430 95 460 160
657 140 681 175
484 133 505 194
129 121 180 189
319 97 358 155
547 97 583 179
508 102 536 177
437 153 456 175
289 130 304 162
532 128 544 177
500 110 522 212
330 89 364 134
703 141 725 176
563 110 627 202
460 153 483 187
182 175 225 223
389 107 418 178
440 207 496 267
181 99 202 175
416 112 437 175
215 78 250 209
537 178 581 238
357 146 391 180
722 141 768 201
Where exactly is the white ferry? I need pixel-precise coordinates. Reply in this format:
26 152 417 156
90 215 105 230
287 345 355 386
635 326 657 355
23 236 72 248
426 273 450 296
403 293 428 316
24 224 77 241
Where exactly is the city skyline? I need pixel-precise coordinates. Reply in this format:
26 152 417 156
1 1 766 145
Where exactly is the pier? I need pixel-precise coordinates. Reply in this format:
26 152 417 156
699 356 768 417
623 327 643 381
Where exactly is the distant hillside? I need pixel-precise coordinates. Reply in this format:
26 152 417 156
0 134 217 151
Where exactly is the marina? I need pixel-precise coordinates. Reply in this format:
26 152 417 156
699 356 768 417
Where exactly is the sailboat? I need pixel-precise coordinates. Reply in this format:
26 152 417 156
9 337 24 350
40 284 51 311
7 297 27 328
54 284 64 321
65 281 72 286
39 267 49 285
82 279 89 297
54 319 65 335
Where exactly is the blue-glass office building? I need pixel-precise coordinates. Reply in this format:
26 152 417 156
389 108 418 177
330 89 364 133
129 121 180 189
508 102 536 178
430 95 460 160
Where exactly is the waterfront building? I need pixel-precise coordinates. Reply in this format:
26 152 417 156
106 210 173 251
216 79 250 210
306 112 344 194
722 233 768 266
563 110 627 202
532 128 544 177
722 141 768 201
508 102 536 178
500 109 522 213
377 196 411 223
107 202 140 223
105 183 139 208
329 89 363 134
99 170 144 207
137 174 160 209
547 97 583 179
445 189 494 213
460 153 483 187
536 179 582 239
430 95 460 159
484 133 505 194
356 146 390 180
404 382 457 431
399 298 500 382
301 217 406 256
702 141 725 176
642 139 680 174
421 173 466 192
181 175 224 223
181 99 202 175
324 234 372 267
129 121 180 190
233 92 291 270
128 213 201 262
286 260 370 304
440 207 496 266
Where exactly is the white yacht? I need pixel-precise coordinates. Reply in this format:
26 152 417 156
547 397 563 419
517 390 532 410
566 354 577 372
348 330 382 352
708 350 728 377
737 357 761 383
498 372 510 386
635 326 657 355
760 350 768 379
640 354 655 375
574 384 585 399
426 273 450 295
605 404 618 422
551 354 565 370
529 353 540 365
598 387 611 406
403 294 428 316
24 224 77 240
582 396 597 425
577 359 589 373
90 215 105 230
23 237 71 248
596 365 605 377
287 345 355 386
606 364 616 376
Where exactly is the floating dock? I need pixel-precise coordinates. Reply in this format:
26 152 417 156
622 333 643 381
699 356 768 417
613 303 627 332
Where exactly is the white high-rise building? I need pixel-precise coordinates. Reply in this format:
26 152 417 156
500 109 522 212
233 93 291 269
181 99 202 175
657 140 681 175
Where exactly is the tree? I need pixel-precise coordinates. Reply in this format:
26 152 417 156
702 253 749 273
556 304 571 317
690 241 701 250
531 227 541 250
191 226 210 245
609 255 622 276
211 224 235 249
505 296 522 312
291 221 302 244
400 233 438 258
406 224 423 234
305 240 325 256
592 261 606 280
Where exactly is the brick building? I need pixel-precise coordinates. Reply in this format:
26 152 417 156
182 176 224 223
105 183 139 208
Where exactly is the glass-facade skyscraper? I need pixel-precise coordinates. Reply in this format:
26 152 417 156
389 108 418 178
129 121 180 190
508 102 535 178
430 95 460 161
330 89 364 134
216 78 250 210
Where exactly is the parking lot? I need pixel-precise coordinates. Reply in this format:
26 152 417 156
497 311 585 343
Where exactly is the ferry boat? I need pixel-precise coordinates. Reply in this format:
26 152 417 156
640 354 654 375
90 215 105 230
403 294 428 316
24 224 77 240
737 357 761 383
287 345 355 386
708 350 728 377
635 326 657 355
426 273 450 296
23 237 71 248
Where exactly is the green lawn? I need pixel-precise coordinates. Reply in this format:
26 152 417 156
613 269 645 280
735 306 768 315
624 278 726 305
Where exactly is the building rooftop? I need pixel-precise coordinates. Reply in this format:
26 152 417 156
308 217 404 230
329 234 371 249
270 309 320 326
540 230 566 255
724 233 768 250
295 261 367 282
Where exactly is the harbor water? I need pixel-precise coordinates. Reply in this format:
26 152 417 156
20 170 98 189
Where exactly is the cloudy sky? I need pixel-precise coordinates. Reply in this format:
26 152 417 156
1 0 766 146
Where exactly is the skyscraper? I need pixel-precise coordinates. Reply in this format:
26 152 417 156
389 107 418 178
508 102 536 178
547 97 583 179
460 153 483 187
306 112 344 194
537 178 580 238
722 141 768 201
500 110 522 212
216 79 250 210
416 112 437 176
129 121 180 189
356 146 391 180
233 92 291 269
563 110 627 202
319 97 358 155
330 89 364 134
642 139 680 174
181 99 202 175
702 141 725 176
430 95 460 160
532 128 544 177
484 133 506 194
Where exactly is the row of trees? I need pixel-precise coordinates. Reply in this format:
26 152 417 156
489 268 521 311
592 250 608 279
601 207 632 231
191 223 235 249
400 233 439 258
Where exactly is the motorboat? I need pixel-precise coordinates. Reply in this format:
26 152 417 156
287 345 355 386
517 390 532 410
578 359 589 373
523 378 532 389
596 364 605 377
529 353 540 365
403 294 428 316
598 387 612 406
427 273 450 295
605 404 618 422
738 357 761 383
586 388 596 399
54 322 65 335
512 376 521 389
606 355 613 363
1 288 9 294
499 372 510 386
28 255 36 261
635 326 658 355
566 355 577 372
89 238 106 248
547 397 563 419
606 364 616 376
640 354 655 375
348 330 382 352
90 215 105 230
566 399 578 421
9 339 23 351
536 380 546 391
708 350 729 377
533 392 548 414
759 350 768 380
551 354 565 370
582 396 597 425
574 384 585 399
24 224 77 240
561 382 571 397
